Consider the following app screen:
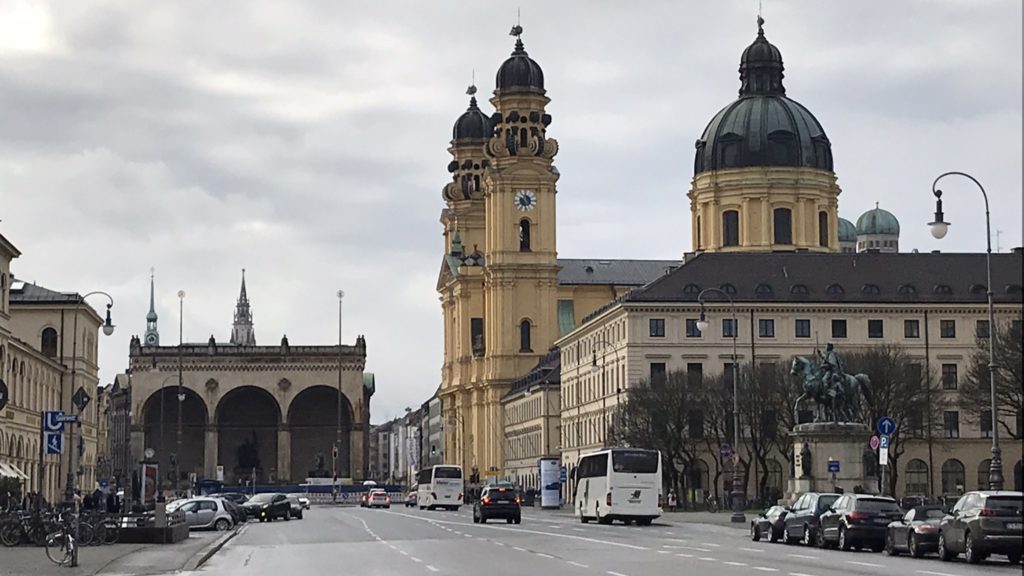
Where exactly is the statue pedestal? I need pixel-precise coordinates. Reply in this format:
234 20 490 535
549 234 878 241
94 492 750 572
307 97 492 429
788 422 875 502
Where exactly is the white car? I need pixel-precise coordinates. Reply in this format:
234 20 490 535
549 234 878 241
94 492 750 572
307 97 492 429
287 493 311 510
367 489 391 509
175 497 235 531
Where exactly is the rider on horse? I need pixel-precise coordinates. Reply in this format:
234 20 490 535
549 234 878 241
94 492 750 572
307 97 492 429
816 343 843 400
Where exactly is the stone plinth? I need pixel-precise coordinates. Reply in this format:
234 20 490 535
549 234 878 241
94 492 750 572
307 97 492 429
787 422 874 502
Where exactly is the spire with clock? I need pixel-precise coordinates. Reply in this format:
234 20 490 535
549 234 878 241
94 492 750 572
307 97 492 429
143 268 160 346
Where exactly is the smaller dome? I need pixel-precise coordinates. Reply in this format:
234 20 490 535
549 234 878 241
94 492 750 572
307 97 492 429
856 204 900 235
838 218 857 242
146 309 158 321
496 36 544 93
739 16 785 96
452 91 491 142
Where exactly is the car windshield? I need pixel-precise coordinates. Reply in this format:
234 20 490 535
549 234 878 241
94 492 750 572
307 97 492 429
248 493 275 504
816 495 839 511
985 496 1023 514
855 498 900 513
611 450 659 473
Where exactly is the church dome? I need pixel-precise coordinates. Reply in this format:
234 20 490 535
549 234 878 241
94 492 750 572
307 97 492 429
838 217 857 242
452 90 492 143
694 17 833 175
856 205 900 235
496 33 544 94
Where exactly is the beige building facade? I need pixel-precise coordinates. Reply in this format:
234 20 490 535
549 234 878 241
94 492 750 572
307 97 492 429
500 348 560 490
0 232 107 504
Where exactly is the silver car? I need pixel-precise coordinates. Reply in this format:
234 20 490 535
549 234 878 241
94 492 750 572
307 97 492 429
177 497 235 531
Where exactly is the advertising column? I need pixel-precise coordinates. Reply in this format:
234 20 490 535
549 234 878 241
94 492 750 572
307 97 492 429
539 457 559 509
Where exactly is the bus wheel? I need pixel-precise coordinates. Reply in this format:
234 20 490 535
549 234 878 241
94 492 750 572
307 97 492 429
637 518 653 526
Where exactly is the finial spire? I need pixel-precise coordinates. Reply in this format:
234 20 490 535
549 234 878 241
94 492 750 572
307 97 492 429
510 11 524 51
875 201 880 210
231 268 255 346
144 267 159 344
757 14 765 36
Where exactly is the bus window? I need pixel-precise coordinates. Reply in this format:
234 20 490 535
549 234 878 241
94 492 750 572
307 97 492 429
611 450 659 473
434 467 463 479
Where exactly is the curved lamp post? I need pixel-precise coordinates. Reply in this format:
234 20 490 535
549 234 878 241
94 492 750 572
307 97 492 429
694 287 744 523
175 290 186 495
929 171 1002 490
589 339 620 445
335 289 344 499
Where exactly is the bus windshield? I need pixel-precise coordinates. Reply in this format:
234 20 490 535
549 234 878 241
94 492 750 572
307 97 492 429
434 466 462 479
611 450 659 474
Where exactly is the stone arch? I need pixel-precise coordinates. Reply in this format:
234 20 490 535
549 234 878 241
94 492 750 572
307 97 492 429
141 386 209 489
16 435 23 459
287 385 354 482
941 458 965 496
216 386 281 485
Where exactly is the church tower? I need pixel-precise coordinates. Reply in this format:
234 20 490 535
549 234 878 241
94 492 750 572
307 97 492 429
477 25 560 471
690 17 840 253
230 269 256 346
143 270 160 346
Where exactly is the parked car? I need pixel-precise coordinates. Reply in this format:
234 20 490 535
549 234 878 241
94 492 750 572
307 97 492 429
285 495 305 519
473 484 521 524
177 498 235 531
243 493 292 522
885 505 944 558
938 490 1023 564
819 494 903 551
222 499 247 525
751 505 789 542
367 489 391 509
782 492 840 546
405 492 418 508
212 492 250 505
287 493 310 510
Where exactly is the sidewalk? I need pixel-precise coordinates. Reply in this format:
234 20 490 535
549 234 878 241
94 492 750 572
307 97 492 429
0 530 226 576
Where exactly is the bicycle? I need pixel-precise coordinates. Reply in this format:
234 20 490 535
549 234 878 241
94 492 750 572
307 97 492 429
704 494 721 513
45 512 75 566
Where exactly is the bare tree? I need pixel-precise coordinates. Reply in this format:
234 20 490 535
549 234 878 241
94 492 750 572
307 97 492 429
738 362 799 506
694 372 735 504
962 321 1023 441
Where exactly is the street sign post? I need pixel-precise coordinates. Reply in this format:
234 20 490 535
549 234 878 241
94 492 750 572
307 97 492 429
719 443 733 458
45 432 63 455
876 416 897 436
827 460 840 473
879 434 890 465
73 387 91 411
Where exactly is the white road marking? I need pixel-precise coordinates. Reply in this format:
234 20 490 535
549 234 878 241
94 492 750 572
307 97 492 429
740 547 765 553
494 541 505 546
607 572 629 576
846 560 882 568
573 528 585 532
514 546 527 552
700 542 721 547
399 550 409 556
698 557 717 561
536 553 554 559
915 571 958 576
657 550 671 554
676 553 694 558
676 545 713 552
410 557 422 563
426 567 439 573
464 534 473 538
787 553 819 560
752 568 779 573
567 561 589 568
724 561 748 567
789 572 817 576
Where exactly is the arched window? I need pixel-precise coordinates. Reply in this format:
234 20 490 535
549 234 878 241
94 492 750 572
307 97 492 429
790 284 809 295
826 283 845 296
897 284 917 295
905 459 929 496
41 327 58 358
720 283 737 295
520 128 528 148
722 210 739 247
773 208 793 245
682 283 701 296
519 220 531 252
861 284 881 295
519 320 532 353
933 284 953 295
977 459 992 490
941 459 965 496
818 211 829 247
766 459 784 497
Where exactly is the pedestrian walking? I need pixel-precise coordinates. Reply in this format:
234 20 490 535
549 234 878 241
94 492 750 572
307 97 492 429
668 489 678 512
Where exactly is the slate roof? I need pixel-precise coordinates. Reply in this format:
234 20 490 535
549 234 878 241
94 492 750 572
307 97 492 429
9 277 81 304
625 252 1024 305
557 259 681 286
504 348 561 400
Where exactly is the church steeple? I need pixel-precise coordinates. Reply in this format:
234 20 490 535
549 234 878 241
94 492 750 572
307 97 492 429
230 269 256 346
143 268 160 346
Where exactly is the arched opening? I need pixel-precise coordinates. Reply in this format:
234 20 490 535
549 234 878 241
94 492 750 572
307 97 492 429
142 386 209 491
216 387 281 485
773 207 793 245
519 320 532 353
765 459 783 503
288 386 353 482
695 215 702 250
722 210 740 247
818 211 829 247
905 459 929 496
41 328 58 358
940 459 965 496
519 219 531 252
976 459 992 490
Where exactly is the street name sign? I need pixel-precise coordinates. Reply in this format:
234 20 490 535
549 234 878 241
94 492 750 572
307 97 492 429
827 460 840 473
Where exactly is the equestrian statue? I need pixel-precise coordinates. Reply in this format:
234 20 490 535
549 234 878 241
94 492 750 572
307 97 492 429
790 343 872 424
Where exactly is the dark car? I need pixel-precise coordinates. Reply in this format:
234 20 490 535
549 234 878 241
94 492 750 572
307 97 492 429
211 492 249 505
243 493 292 522
405 492 417 508
285 495 305 520
222 500 248 525
782 492 840 546
819 494 903 551
938 490 1023 564
885 505 944 558
751 505 788 542
473 484 521 524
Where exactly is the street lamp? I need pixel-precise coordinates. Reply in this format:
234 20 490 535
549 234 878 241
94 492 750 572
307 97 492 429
175 290 185 495
154 373 177 501
589 338 617 446
64 291 114 568
695 287 744 524
335 289 344 500
929 171 1003 490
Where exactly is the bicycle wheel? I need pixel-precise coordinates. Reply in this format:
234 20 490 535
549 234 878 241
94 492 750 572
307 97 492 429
103 519 120 545
45 533 73 566
77 522 96 546
0 523 22 547
92 521 107 545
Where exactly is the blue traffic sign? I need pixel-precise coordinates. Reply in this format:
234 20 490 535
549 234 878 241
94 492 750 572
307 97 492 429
719 443 733 458
99 479 109 489
45 432 63 455
559 466 567 483
44 411 65 432
827 460 840 473
876 417 897 436
879 434 891 449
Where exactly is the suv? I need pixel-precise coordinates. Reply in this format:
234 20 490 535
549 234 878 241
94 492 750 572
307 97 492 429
473 484 522 524
243 493 292 522
939 490 1023 564
782 492 840 546
819 494 903 551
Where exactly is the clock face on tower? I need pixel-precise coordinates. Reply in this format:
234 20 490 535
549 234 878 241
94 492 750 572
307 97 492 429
146 334 157 345
514 189 537 211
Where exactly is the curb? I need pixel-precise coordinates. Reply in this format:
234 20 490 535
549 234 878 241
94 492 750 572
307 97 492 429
182 524 245 572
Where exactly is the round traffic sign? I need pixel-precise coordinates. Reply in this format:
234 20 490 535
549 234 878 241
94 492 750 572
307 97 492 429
869 435 880 450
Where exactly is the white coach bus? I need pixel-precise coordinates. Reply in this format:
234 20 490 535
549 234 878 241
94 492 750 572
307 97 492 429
574 448 662 526
416 465 464 511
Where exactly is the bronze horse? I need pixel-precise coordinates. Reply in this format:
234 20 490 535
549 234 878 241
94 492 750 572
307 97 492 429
791 356 872 423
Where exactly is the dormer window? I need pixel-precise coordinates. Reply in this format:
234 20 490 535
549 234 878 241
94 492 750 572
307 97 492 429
683 283 701 296
755 283 773 296
826 283 845 296
969 284 987 295
897 284 917 295
720 283 737 295
861 284 881 295
790 284 809 295
933 284 953 295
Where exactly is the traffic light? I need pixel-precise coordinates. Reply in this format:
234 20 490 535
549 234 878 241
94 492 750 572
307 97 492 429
430 445 436 457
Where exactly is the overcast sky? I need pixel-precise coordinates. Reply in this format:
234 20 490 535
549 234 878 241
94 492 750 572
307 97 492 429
1 0 1020 422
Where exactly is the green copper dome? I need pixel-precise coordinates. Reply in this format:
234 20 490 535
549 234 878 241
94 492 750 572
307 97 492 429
838 218 857 242
856 205 900 235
